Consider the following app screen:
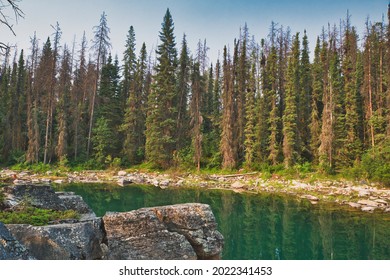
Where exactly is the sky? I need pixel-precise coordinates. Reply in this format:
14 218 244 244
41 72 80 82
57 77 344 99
1 0 389 64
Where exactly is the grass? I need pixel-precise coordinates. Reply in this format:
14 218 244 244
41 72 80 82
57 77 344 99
0 207 79 226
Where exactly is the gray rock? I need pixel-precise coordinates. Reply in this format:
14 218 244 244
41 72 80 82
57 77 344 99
231 181 245 189
357 200 379 207
348 202 362 208
6 219 104 260
0 222 32 260
57 193 96 220
117 170 127 176
3 184 66 211
102 203 223 260
361 206 376 212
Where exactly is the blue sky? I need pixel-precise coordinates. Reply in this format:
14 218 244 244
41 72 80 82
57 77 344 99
2 0 389 63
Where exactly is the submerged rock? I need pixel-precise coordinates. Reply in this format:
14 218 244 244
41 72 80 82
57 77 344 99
102 203 224 260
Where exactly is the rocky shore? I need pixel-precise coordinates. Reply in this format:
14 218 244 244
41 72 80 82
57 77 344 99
0 184 224 260
1 169 389 213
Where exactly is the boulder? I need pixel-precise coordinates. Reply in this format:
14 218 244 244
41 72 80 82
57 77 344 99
57 192 96 220
357 200 379 207
0 222 32 260
2 184 66 211
117 170 127 176
231 181 245 189
102 203 224 260
6 219 104 260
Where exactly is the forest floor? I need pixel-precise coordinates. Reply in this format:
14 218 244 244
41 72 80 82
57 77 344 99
1 168 390 213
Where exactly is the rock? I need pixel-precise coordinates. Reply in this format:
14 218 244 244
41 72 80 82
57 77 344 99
374 199 388 206
3 185 67 211
117 178 133 186
117 170 127 176
53 179 64 184
361 206 376 212
348 202 362 208
384 208 390 213
6 219 105 260
231 181 245 189
0 222 32 260
57 193 96 220
358 190 371 197
102 203 224 260
357 200 379 207
301 194 319 201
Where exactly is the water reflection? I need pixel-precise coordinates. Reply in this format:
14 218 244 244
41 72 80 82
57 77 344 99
55 183 390 260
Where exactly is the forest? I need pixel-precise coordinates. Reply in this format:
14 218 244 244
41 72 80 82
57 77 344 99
0 6 389 184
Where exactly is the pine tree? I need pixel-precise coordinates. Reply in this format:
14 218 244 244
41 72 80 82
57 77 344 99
190 62 203 171
145 9 178 168
122 26 137 103
299 30 312 160
282 33 300 167
175 34 190 151
309 37 324 164
26 33 40 163
87 11 111 157
243 51 257 167
122 43 148 164
342 22 362 166
55 46 72 161
221 46 237 169
96 54 120 157
71 32 88 161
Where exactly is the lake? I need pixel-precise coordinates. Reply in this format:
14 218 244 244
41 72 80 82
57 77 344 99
55 183 390 260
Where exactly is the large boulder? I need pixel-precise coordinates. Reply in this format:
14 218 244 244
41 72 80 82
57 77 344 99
0 222 32 260
56 192 96 220
2 184 66 210
6 219 104 260
102 203 224 260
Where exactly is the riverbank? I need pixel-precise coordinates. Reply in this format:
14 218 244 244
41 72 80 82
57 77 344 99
1 168 389 213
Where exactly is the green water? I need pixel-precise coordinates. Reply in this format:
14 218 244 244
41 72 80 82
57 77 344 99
55 183 390 260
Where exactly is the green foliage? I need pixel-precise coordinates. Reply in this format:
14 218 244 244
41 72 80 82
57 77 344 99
0 207 79 226
359 141 390 186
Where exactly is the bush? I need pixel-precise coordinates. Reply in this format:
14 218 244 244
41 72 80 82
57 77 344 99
360 140 390 186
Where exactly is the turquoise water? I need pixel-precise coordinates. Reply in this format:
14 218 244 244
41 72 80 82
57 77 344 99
56 183 390 260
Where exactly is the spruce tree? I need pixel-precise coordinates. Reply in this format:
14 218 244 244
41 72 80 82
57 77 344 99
122 43 148 164
244 52 257 167
299 30 312 160
176 34 190 151
190 62 203 171
221 46 237 169
55 46 72 161
309 37 324 164
145 9 178 168
282 33 300 167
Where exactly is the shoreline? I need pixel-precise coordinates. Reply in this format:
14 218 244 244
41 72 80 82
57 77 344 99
1 168 390 213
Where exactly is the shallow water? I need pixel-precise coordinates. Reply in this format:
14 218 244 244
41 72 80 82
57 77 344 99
55 183 390 260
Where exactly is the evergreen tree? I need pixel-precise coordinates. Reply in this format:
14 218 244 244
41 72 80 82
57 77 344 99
342 24 362 166
221 46 237 169
299 30 312 160
55 46 72 161
145 9 178 168
190 62 203 171
87 11 111 157
243 51 257 167
175 34 190 151
122 43 148 164
309 37 324 164
96 54 120 157
282 33 300 167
